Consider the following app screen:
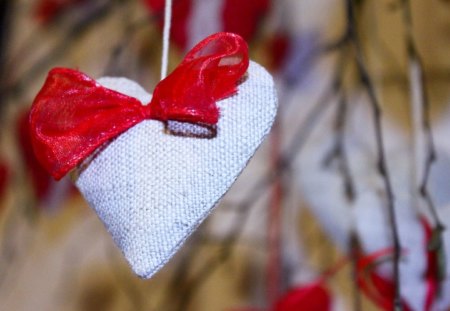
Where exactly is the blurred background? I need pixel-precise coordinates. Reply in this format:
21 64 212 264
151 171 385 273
0 0 450 310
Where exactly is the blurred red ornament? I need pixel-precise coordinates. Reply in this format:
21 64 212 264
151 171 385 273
267 33 290 72
0 161 9 199
273 282 332 311
35 0 85 24
144 0 270 50
222 0 269 41
145 0 192 50
357 249 412 311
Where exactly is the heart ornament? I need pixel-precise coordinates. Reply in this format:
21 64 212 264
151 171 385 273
30 32 277 278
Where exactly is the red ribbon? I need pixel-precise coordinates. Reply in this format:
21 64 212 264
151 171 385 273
30 32 249 180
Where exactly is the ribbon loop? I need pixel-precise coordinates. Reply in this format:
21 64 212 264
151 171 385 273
30 32 249 180
148 32 249 124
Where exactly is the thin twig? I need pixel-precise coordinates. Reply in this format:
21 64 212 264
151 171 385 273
321 50 363 311
350 234 363 311
346 0 402 309
401 0 446 281
401 0 441 226
330 91 363 311
0 0 13 122
323 90 355 201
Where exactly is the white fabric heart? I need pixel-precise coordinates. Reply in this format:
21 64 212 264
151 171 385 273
74 61 278 278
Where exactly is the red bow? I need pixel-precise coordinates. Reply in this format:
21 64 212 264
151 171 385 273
30 32 249 180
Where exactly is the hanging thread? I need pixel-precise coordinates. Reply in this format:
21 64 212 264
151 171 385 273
161 0 173 80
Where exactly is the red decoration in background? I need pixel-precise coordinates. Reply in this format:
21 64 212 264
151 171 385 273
144 0 270 50
273 282 332 311
267 33 290 72
35 0 86 24
145 0 192 50
356 249 412 311
228 282 331 311
222 0 269 41
30 32 249 180
17 110 54 200
230 258 349 311
232 243 439 311
0 161 9 200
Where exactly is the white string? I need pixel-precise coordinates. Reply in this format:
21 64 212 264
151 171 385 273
161 0 173 80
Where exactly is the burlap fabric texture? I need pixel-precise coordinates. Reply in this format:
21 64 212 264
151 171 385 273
75 61 278 278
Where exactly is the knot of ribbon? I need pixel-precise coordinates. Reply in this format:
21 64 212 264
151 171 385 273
30 32 249 180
